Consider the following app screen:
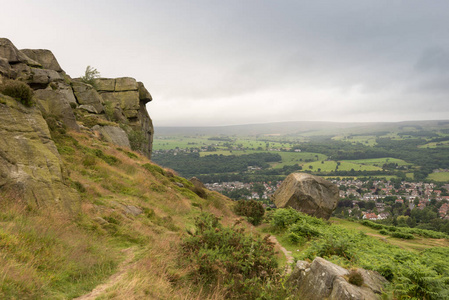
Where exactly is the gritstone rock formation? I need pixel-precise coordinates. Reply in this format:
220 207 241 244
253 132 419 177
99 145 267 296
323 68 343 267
0 37 155 210
272 172 339 219
0 94 80 211
288 257 387 300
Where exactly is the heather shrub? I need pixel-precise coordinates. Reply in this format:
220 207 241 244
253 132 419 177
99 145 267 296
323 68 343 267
233 199 265 225
180 213 284 299
0 80 34 106
347 269 364 286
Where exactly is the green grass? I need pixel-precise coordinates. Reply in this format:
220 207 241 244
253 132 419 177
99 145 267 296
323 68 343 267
330 218 449 252
0 204 120 299
345 157 412 167
333 135 378 146
271 152 327 168
427 172 449 182
302 160 382 172
418 140 449 149
153 137 215 150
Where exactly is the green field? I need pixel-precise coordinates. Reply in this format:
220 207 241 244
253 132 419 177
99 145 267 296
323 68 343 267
154 136 294 151
345 157 412 167
270 152 327 168
153 136 215 150
418 140 449 149
427 172 449 182
302 160 383 172
333 135 378 146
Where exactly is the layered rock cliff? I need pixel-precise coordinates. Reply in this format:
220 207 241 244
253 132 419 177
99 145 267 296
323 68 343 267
0 38 154 209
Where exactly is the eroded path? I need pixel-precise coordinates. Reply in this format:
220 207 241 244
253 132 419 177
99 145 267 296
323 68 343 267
74 247 136 300
269 235 294 274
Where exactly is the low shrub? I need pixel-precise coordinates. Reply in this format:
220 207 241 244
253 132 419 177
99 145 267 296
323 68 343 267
0 80 34 106
128 130 146 151
289 221 322 239
347 269 364 286
391 232 414 239
233 199 265 225
180 213 283 299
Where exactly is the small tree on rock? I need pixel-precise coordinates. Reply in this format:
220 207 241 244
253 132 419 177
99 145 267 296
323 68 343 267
80 65 100 88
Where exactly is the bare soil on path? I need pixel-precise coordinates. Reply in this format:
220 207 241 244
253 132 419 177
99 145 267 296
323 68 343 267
269 235 294 274
74 247 136 300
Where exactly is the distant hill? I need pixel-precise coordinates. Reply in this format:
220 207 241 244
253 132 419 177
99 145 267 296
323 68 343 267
156 120 449 137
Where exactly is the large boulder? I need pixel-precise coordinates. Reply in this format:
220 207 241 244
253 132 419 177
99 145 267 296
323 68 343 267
289 257 387 300
0 94 80 212
272 173 339 219
20 49 64 72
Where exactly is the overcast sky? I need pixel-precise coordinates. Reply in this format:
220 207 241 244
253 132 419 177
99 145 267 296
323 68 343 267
3 1 449 126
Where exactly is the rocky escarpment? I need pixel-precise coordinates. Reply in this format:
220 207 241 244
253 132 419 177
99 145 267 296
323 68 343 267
272 172 339 219
0 37 154 209
0 94 80 211
0 38 154 158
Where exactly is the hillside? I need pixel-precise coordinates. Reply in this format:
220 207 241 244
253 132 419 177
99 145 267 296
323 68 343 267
156 120 449 137
0 123 246 299
0 38 284 299
264 209 449 299
2 37 449 299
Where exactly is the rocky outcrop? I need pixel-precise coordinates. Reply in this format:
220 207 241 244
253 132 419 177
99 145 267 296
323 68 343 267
0 94 80 211
0 38 155 212
20 49 64 72
34 89 79 130
289 257 387 300
95 77 153 158
0 38 154 158
0 38 41 66
272 173 339 219
72 81 105 113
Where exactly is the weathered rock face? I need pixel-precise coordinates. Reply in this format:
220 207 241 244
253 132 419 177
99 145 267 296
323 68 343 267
289 257 387 300
92 125 130 148
20 49 64 72
0 38 154 158
0 94 80 211
34 89 79 130
0 38 155 212
0 38 41 66
95 77 154 158
72 81 105 113
272 173 339 219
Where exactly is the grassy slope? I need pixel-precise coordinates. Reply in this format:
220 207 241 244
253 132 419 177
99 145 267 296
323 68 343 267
270 217 449 257
330 218 449 252
0 129 239 299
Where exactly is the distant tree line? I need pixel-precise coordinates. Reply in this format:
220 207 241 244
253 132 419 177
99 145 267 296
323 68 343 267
152 152 281 178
